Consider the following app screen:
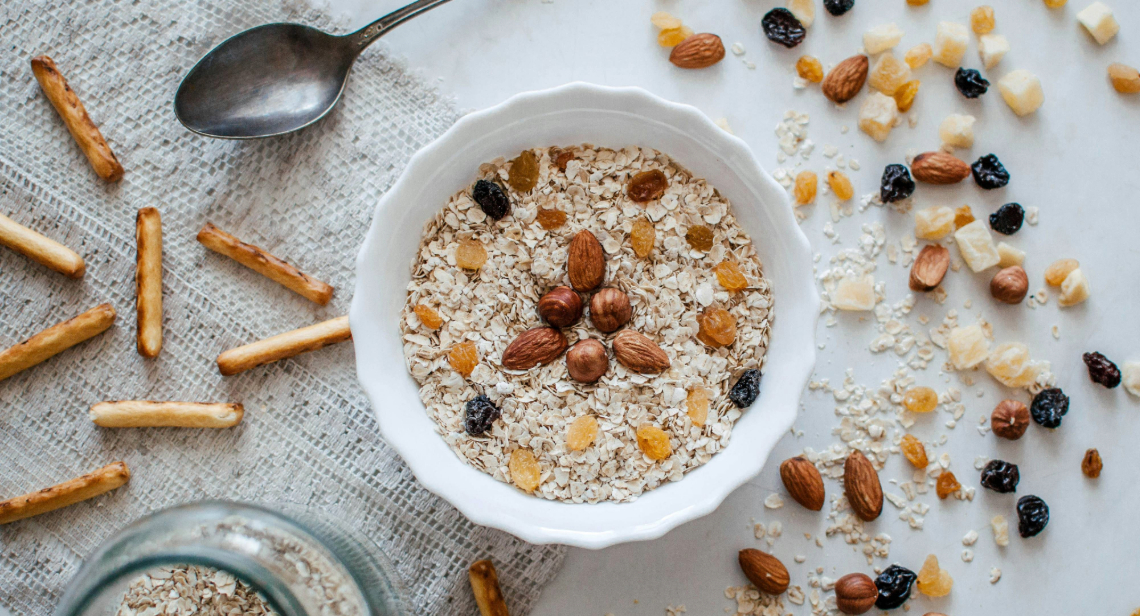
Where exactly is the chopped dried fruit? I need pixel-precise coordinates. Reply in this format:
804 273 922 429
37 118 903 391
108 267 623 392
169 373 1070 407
863 23 905 55
823 171 853 202
715 261 749 292
985 343 1045 388
1044 258 1079 286
1016 495 1049 537
630 218 656 257
1031 388 1069 428
989 203 1024 235
698 307 737 347
793 170 818 205
566 415 599 451
915 206 955 239
880 164 915 203
628 169 669 202
869 52 912 95
978 33 1010 69
507 150 539 192
874 565 917 610
1044 0 1067 6
900 434 929 469
636 424 673 461
455 237 488 270
916 554 954 597
685 225 714 251
761 8 806 48
980 460 1020 493
1125 362 1140 398
650 11 683 30
1082 448 1103 478
893 79 920 112
948 324 990 370
1109 63 1140 94
996 242 1025 268
832 275 876 311
939 113 976 149
904 43 932 68
509 448 541 492
796 55 824 82
933 21 969 67
464 394 501 435
1058 268 1091 307
903 386 938 413
1083 351 1121 388
907 0 929 4
823 0 855 16
448 341 479 377
473 180 510 220
858 92 900 142
971 154 1010 189
536 208 568 230
1077 2 1119 45
729 369 761 408
954 205 976 229
955 67 990 98
414 304 443 330
971 6 995 34
687 387 710 427
936 471 962 500
658 26 694 47
997 70 1045 116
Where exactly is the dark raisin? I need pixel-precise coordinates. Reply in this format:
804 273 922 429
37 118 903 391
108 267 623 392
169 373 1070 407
873 564 917 609
971 154 1010 190
954 67 990 98
980 460 1020 493
988 203 1024 235
728 369 761 408
823 0 855 16
1017 495 1050 537
1083 352 1122 388
879 164 915 203
464 394 501 436
472 180 510 221
761 8 806 48
1030 388 1070 428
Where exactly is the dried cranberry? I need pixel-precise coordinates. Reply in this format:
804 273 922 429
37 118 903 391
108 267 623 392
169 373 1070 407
464 394 501 435
1017 495 1050 537
1030 388 1069 428
761 8 806 48
989 203 1024 235
729 369 761 408
472 180 510 221
1083 352 1122 388
971 154 1010 189
954 67 990 98
880 164 915 203
823 0 855 16
980 460 1019 493
874 564 917 609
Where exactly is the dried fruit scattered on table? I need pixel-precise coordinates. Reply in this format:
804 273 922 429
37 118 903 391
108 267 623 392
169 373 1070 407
472 179 510 220
538 286 583 327
936 471 962 499
998 70 1045 116
990 266 1029 304
509 448 541 492
874 565 917 610
823 0 855 16
978 33 1010 69
627 169 668 203
1058 268 1090 307
955 219 1001 272
1044 258 1079 286
915 206 955 240
761 8 806 48
832 275 876 311
568 229 606 291
844 450 883 522
822 55 870 104
997 242 1025 268
636 424 673 461
780 456 825 511
1109 63 1140 94
566 338 608 383
687 386 710 427
954 67 990 98
916 554 954 597
954 205 976 229
793 170 818 205
971 6 995 34
828 171 855 201
464 394 501 436
566 415 599 451
454 238 489 271
940 113 976 148
507 150 539 192
658 26 694 48
787 0 816 27
448 341 480 377
989 203 1024 235
715 261 749 292
669 33 726 69
797 55 824 82
1125 362 1140 398
1083 351 1122 388
900 434 928 469
1017 495 1049 537
909 244 950 292
1077 2 1119 45
972 154 1010 189
934 21 969 67
858 92 900 142
893 80 920 112
685 225 714 251
980 459 1019 493
536 208 568 230
738 549 790 595
589 287 632 333
991 400 1030 440
1082 448 1103 478
1031 387 1069 428
904 43 932 68
880 164 915 203
835 573 877 615
650 11 682 30
984 342 1041 387
630 218 656 257
414 304 443 330
903 386 938 413
906 0 929 5
698 307 737 347
948 324 990 370
729 369 761 408
1044 0 1068 7
869 52 912 95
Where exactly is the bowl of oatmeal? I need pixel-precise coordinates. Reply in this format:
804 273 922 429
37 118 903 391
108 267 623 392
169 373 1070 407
350 83 818 548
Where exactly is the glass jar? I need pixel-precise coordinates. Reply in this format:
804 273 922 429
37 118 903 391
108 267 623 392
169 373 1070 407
56 500 407 616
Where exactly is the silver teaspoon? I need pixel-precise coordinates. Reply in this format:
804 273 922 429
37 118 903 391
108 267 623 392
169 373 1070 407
174 0 453 139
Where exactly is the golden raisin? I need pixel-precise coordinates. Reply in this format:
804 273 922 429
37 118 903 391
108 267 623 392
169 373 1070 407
1082 448 1103 478
970 6 996 34
550 147 574 171
447 341 479 377
916 554 953 597
903 386 938 413
714 261 749 292
650 11 683 30
796 56 824 83
657 26 694 47
636 424 673 461
953 205 975 230
1044 0 1067 6
630 219 656 257
1109 63 1140 94
536 208 568 230
906 0 930 5
566 415 599 451
827 171 855 201
507 150 539 192
697 307 737 347
894 80 920 112
900 434 928 469
414 304 443 330
904 43 932 68
685 225 714 251
509 448 541 492
628 169 669 202
936 471 962 499
793 170 817 206
1044 258 1079 286
455 238 488 270
686 387 710 427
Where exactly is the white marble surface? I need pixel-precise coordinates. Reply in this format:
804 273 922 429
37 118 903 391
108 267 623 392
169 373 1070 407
318 0 1140 613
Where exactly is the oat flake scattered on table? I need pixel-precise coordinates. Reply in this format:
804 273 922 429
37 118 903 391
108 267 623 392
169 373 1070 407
400 145 774 503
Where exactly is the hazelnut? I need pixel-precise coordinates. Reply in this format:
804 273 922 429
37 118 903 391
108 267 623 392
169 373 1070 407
833 573 877 615
589 288 632 333
537 286 582 328
990 265 1028 304
566 338 608 383
991 399 1030 440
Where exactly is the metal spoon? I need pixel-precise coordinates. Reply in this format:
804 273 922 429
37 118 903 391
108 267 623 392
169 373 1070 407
174 0 453 139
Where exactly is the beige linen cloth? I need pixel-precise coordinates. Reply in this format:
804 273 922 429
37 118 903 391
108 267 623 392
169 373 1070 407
0 0 565 613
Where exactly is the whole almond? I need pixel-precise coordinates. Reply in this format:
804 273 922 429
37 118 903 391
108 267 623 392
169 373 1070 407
669 33 726 69
589 287 632 333
990 265 1028 304
909 244 950 292
566 338 609 383
843 450 883 522
567 229 605 291
991 399 1030 440
821 55 869 104
779 456 825 511
501 327 568 370
910 151 971 185
737 549 789 595
612 329 670 374
834 573 878 615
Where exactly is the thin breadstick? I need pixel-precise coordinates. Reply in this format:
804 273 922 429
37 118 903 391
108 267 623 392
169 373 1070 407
30 56 123 182
197 222 334 305
216 316 351 376
0 461 130 525
90 401 243 428
469 559 510 616
135 207 163 357
0 212 85 278
0 303 116 382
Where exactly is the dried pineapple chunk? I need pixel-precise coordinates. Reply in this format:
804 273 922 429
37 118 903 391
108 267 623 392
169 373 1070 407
869 52 913 95
998 70 1044 116
1077 2 1119 45
948 324 990 370
978 34 1010 69
1058 268 1090 307
864 23 905 55
933 22 969 67
915 206 956 240
939 114 976 149
954 220 1001 272
833 275 876 311
996 242 1025 268
858 92 900 142
985 342 1049 388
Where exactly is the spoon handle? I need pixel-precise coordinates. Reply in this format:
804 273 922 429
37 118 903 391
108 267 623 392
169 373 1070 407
345 0 455 51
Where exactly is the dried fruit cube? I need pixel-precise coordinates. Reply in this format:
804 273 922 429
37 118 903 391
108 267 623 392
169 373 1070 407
698 307 737 347
869 52 913 95
566 415 599 451
863 23 905 55
954 205 976 229
507 150 539 192
915 206 956 240
630 218 656 257
939 114 977 149
992 515 1010 547
827 171 855 201
996 242 1026 268
685 225 714 251
1044 0 1068 6
985 342 1046 388
796 55 824 82
1077 2 1119 45
893 80 920 112
936 471 962 500
954 219 1001 272
1122 361 1140 398
536 208 568 230
658 26 694 48
903 386 938 413
793 170 818 205
933 22 969 67
997 70 1045 116
1109 63 1140 94
900 434 928 468
636 424 673 461
832 275 876 311
650 11 683 30
687 387 710 427
1058 268 1090 307
948 324 990 370
448 341 479 377
978 33 1010 69
858 92 900 142
904 43 932 69
1044 258 1079 286
509 448 541 492
455 237 488 270
787 0 816 27
414 304 443 330
715 261 749 292
971 6 996 34
916 554 954 596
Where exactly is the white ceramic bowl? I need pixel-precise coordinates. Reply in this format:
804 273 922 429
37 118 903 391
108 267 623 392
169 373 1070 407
350 83 818 549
